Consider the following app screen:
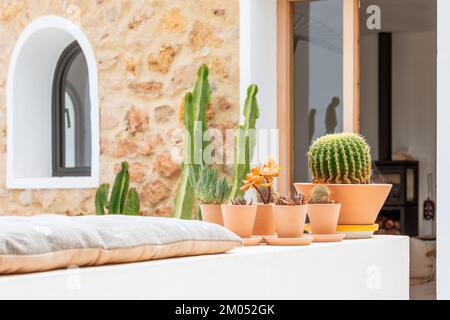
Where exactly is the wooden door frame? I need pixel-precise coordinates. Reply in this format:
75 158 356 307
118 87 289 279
277 0 360 193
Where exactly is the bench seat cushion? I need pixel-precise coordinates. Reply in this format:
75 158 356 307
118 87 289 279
0 215 242 274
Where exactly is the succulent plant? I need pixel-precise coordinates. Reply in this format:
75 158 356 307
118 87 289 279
230 84 260 200
273 191 306 206
308 133 372 184
231 197 253 206
308 185 334 204
95 162 140 215
189 165 231 205
240 159 280 204
173 65 211 219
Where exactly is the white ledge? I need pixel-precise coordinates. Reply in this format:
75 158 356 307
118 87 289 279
0 235 409 300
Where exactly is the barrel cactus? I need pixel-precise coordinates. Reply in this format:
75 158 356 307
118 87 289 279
308 133 372 184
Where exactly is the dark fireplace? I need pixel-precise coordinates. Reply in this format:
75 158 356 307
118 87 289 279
374 33 419 236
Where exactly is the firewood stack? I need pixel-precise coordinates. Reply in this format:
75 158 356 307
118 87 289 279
376 217 401 235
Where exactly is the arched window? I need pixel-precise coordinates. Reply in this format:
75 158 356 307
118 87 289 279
7 16 99 189
52 41 91 177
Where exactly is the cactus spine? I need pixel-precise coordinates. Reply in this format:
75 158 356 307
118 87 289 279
95 162 140 215
308 133 372 184
229 84 260 200
173 65 211 219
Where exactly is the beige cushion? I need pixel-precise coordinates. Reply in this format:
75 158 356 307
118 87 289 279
0 215 242 274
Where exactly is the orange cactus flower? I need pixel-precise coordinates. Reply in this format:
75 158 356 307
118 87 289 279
261 158 281 178
239 159 280 204
240 166 272 192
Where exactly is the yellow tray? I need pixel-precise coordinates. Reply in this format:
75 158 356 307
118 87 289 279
304 224 379 232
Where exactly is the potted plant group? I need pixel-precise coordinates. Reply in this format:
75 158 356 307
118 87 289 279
221 198 257 238
295 133 392 225
307 185 341 235
189 165 231 226
272 191 308 238
241 159 280 235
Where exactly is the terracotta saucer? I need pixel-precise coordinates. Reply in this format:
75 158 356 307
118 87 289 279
310 233 346 243
264 235 313 246
242 236 264 246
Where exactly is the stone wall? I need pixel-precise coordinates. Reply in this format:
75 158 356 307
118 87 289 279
0 0 240 216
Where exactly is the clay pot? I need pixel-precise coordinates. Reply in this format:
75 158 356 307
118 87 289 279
273 205 308 238
200 204 223 226
294 183 392 225
221 204 257 238
307 204 341 234
253 204 276 236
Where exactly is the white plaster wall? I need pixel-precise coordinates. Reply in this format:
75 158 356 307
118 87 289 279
437 0 450 300
239 0 278 165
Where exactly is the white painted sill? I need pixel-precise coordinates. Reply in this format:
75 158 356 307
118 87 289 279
0 236 410 300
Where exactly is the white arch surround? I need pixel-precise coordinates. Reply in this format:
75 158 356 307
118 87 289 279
7 16 99 189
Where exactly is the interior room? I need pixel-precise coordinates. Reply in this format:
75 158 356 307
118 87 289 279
359 0 437 298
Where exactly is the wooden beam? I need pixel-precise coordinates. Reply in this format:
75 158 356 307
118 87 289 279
277 0 294 193
343 0 360 133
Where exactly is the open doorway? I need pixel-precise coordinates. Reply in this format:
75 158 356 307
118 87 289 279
359 0 437 299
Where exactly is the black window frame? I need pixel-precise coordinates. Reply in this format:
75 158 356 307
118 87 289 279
52 41 91 177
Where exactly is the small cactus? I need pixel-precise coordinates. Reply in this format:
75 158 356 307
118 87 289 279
308 185 334 204
308 133 372 184
231 197 253 206
95 162 140 215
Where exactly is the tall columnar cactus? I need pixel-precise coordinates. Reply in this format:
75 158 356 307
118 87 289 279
95 162 140 215
229 84 260 200
173 65 211 219
308 133 372 184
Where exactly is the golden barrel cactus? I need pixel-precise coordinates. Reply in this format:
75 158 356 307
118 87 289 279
308 133 372 184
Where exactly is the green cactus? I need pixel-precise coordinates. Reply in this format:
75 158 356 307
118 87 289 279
308 185 333 204
95 162 140 215
123 188 140 216
308 133 372 184
95 183 110 215
229 84 260 200
173 65 211 219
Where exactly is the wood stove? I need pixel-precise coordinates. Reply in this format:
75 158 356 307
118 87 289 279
374 160 419 236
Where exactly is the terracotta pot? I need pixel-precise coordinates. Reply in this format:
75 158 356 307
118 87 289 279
307 204 341 234
294 183 392 225
253 204 276 236
273 205 308 238
200 204 223 226
221 204 257 238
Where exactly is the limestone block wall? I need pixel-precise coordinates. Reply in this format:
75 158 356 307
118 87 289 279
0 0 240 216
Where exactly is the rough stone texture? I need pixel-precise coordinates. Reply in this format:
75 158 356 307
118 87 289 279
153 152 181 178
148 44 181 74
126 106 149 136
0 0 239 216
141 181 171 207
154 105 175 123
